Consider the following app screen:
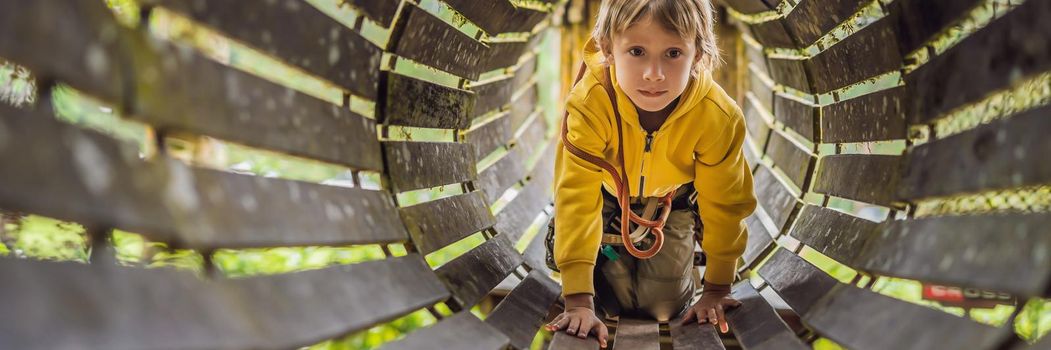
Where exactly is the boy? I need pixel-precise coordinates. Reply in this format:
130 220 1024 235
545 0 757 347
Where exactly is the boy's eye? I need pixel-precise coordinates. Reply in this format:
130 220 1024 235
628 47 644 56
667 49 682 58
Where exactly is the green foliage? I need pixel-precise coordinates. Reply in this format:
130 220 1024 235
1016 298 1051 343
2 215 89 262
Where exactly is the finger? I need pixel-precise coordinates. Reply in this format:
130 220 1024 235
546 314 564 330
707 308 718 326
681 307 696 325
716 306 728 334
577 318 591 338
567 316 582 335
597 323 610 348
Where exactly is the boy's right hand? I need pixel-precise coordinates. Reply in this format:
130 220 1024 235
545 294 609 348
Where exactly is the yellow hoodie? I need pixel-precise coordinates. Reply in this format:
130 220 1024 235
554 39 757 297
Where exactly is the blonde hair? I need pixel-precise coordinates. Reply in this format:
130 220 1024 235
592 0 721 76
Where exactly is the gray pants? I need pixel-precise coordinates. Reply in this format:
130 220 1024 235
595 189 699 322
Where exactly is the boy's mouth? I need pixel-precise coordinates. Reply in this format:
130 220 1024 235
638 89 667 98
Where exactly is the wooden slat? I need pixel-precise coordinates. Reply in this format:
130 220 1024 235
0 1 126 104
486 270 561 350
669 317 726 350
765 131 813 191
790 205 880 266
758 248 839 316
513 55 539 90
510 84 539 131
805 17 902 94
778 0 868 48
746 40 769 75
750 20 798 50
0 106 408 249
898 104 1051 200
493 145 555 243
0 255 448 350
727 282 809 350
0 1 385 171
550 332 601 350
767 58 810 93
466 113 514 158
905 0 1051 124
806 284 1008 350
147 0 381 98
477 115 548 203
435 233 523 309
384 141 477 192
891 0 983 56
744 96 772 151
855 213 1051 297
521 215 553 274
390 5 489 79
612 319 659 350
443 0 547 35
813 155 902 207
380 311 510 350
480 35 543 73
749 71 775 113
345 0 401 25
773 93 816 142
723 0 776 14
743 141 762 173
400 191 496 255
383 72 477 129
754 166 798 232
742 214 774 271
820 87 906 143
471 76 514 119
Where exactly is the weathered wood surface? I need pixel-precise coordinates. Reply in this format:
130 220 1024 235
0 106 407 249
146 0 381 98
0 0 385 171
383 141 477 192
758 248 838 316
0 255 448 350
550 332 601 350
486 270 560 350
443 0 547 35
466 113 514 158
898 104 1051 200
807 284 1008 350
746 39 769 75
521 215 554 274
400 192 496 255
855 213 1051 297
723 0 777 15
612 319 659 350
383 73 476 129
479 147 528 203
510 84 540 131
743 96 772 151
767 58 810 93
345 0 401 25
814 155 902 207
727 283 809 350
750 20 798 51
471 76 515 119
891 0 983 56
790 205 879 266
380 311 510 350
494 142 556 243
669 317 726 350
778 0 868 48
481 36 544 73
764 131 813 191
779 18 901 94
749 71 775 113
390 5 489 79
773 93 816 142
743 140 762 173
741 214 774 271
753 166 798 232
821 87 906 143
435 233 523 310
905 0 1051 124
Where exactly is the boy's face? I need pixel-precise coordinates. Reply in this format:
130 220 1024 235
607 16 699 112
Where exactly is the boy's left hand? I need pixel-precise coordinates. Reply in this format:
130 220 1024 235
680 282 741 333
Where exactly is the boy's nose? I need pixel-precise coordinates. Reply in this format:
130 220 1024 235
644 64 665 82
